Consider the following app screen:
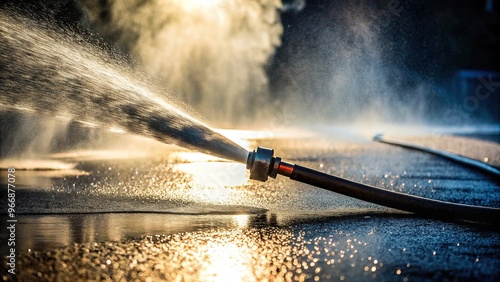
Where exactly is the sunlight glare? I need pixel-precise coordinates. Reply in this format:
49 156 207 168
203 241 253 282
179 0 226 12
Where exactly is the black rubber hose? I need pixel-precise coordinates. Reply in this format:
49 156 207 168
290 164 500 224
373 134 500 177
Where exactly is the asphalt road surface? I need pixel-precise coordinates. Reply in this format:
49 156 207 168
1 127 499 281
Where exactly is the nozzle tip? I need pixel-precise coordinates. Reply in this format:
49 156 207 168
247 147 274 182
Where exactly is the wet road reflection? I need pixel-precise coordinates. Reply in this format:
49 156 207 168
11 213 276 253
9 214 500 281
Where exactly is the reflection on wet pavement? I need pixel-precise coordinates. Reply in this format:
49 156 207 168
11 215 500 281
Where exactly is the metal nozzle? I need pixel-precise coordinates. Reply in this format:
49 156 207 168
247 147 293 181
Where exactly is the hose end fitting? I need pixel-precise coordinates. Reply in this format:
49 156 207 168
247 147 280 182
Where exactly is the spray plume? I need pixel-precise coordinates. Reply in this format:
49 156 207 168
78 0 284 125
0 11 248 162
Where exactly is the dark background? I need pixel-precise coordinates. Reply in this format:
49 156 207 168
3 0 499 80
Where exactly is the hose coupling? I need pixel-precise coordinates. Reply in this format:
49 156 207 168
247 147 293 181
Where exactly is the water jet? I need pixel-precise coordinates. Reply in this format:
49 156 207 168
0 11 247 163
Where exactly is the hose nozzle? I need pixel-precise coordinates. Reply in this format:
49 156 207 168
247 147 293 181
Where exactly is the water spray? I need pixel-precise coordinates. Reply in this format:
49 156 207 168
246 147 500 224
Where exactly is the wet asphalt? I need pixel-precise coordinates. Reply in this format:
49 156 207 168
1 130 499 281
